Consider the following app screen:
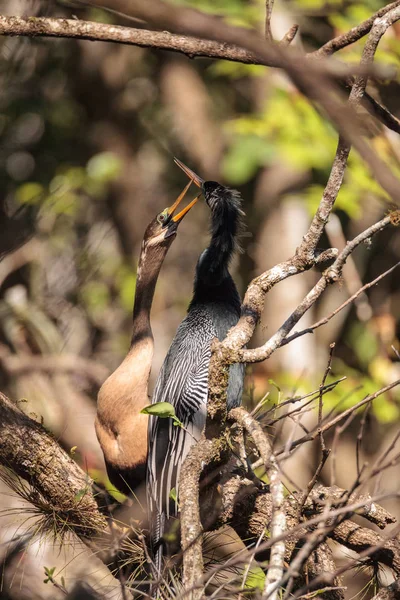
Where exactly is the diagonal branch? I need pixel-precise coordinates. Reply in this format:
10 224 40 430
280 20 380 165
239 215 393 364
314 0 400 56
282 261 400 347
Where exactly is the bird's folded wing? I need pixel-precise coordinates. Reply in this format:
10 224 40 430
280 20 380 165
148 313 214 528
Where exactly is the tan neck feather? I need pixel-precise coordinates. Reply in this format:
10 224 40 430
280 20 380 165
97 336 153 432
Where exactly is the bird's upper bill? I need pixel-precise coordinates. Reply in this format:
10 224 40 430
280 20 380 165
174 158 204 191
167 177 202 225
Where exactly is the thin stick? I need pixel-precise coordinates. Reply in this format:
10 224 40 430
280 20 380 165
283 261 400 346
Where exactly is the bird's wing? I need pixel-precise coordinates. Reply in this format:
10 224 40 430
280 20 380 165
147 312 213 534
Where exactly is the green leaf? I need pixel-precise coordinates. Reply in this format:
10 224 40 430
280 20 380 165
141 402 177 418
169 487 177 502
244 565 265 590
44 566 56 577
74 488 87 502
141 402 184 428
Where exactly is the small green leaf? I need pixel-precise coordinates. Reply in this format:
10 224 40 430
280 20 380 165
268 379 281 392
244 565 265 590
169 487 177 502
141 402 176 419
172 416 184 428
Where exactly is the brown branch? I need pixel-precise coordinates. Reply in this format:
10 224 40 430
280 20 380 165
228 407 285 599
265 0 274 41
291 523 400 599
2 7 400 196
314 0 400 56
0 391 138 595
240 215 392 364
283 378 400 455
363 91 400 135
283 260 400 347
179 436 226 600
215 480 400 584
0 14 275 66
370 579 400 600
0 14 393 79
330 520 400 573
0 392 107 539
92 0 400 208
280 25 299 46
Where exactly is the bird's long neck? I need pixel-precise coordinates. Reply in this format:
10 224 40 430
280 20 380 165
191 192 241 308
130 243 166 348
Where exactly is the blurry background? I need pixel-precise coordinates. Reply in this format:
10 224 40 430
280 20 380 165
0 0 399 597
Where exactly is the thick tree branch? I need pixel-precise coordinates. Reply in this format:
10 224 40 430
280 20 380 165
0 15 274 66
0 392 107 540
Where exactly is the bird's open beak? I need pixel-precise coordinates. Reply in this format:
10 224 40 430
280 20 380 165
174 158 204 188
166 179 201 225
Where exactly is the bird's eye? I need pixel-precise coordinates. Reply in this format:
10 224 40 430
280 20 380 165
157 211 168 225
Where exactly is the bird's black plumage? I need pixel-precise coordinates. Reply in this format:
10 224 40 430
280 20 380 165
147 179 245 571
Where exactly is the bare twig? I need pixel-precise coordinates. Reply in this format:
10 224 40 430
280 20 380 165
280 24 298 46
314 0 400 56
284 378 400 455
240 215 392 364
265 0 274 41
283 261 400 346
363 91 400 135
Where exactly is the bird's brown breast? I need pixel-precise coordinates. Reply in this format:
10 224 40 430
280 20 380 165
95 339 153 491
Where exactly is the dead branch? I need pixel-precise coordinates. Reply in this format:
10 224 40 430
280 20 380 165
370 579 400 600
3 4 400 200
0 13 392 79
283 261 400 347
314 0 400 56
284 378 400 456
265 0 274 41
240 215 394 364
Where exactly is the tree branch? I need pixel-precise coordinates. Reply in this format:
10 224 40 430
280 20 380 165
240 215 393 364
283 261 400 347
0 392 107 540
314 0 400 56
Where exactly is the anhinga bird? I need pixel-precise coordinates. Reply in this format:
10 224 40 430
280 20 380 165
147 159 244 566
95 180 200 495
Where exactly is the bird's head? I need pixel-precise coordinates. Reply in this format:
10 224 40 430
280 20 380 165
173 158 242 213
144 179 201 249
